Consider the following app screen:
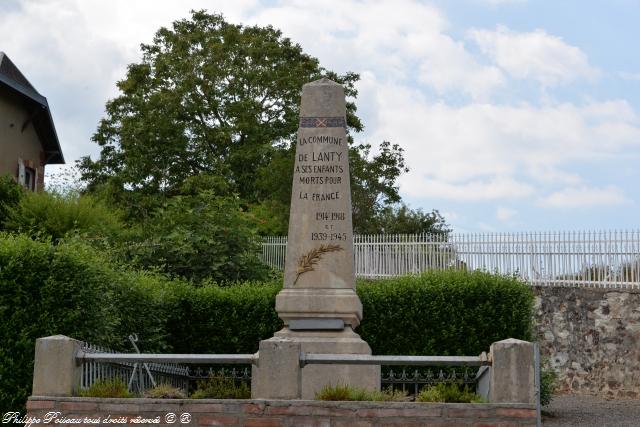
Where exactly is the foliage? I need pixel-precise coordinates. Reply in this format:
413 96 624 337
540 361 558 407
0 234 120 411
0 232 532 411
416 383 485 403
116 191 269 282
349 141 408 234
191 374 251 399
373 204 450 235
3 190 125 242
79 10 359 209
0 174 24 229
315 384 408 401
78 378 133 398
0 234 168 411
143 383 187 398
164 280 282 354
78 11 411 234
356 270 534 356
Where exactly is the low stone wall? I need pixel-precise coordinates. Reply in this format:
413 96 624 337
26 397 537 426
534 286 640 398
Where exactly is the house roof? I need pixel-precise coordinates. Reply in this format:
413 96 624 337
0 52 64 164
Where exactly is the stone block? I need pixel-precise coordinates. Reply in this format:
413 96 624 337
252 338 302 399
489 338 536 404
32 335 82 396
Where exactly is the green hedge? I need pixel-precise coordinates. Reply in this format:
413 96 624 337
357 271 534 356
0 235 167 411
0 233 533 411
163 280 282 354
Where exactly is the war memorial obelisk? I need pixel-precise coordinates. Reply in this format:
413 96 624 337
252 78 379 399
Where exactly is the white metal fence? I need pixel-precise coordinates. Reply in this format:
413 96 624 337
261 231 640 288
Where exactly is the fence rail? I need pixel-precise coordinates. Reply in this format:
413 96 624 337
77 344 489 395
261 231 640 288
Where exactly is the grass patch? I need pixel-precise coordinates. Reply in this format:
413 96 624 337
143 383 187 398
78 378 133 398
416 383 485 403
315 384 408 402
191 374 251 399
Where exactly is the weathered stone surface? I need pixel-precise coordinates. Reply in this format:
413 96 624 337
276 78 361 328
32 335 82 396
255 79 378 400
534 286 640 398
251 339 301 399
274 327 380 399
489 338 536 404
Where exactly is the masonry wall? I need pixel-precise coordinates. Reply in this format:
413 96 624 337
534 286 640 398
25 397 537 427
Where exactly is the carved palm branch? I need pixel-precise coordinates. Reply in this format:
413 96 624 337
294 244 343 285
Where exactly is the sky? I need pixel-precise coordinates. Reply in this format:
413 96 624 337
1 0 639 233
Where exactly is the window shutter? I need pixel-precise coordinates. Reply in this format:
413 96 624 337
17 158 25 186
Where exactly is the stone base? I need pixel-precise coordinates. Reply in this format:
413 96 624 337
275 288 363 328
252 327 380 400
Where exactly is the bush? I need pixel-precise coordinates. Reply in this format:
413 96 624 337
0 234 121 411
315 384 407 401
3 191 125 241
0 234 168 411
191 374 251 399
79 378 133 398
357 270 534 356
0 174 24 229
416 383 485 403
163 280 282 354
540 361 558 407
121 191 270 283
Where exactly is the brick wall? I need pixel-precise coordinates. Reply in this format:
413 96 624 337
25 397 537 426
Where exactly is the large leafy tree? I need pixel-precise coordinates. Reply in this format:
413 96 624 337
79 11 412 233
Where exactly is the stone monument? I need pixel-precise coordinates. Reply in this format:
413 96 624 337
252 78 379 399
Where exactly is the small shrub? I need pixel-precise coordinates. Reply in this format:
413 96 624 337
191 374 251 399
416 383 485 403
79 378 133 398
540 362 558 407
143 383 187 398
0 174 24 229
315 384 407 401
3 191 124 242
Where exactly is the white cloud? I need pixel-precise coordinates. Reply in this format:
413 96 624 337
363 83 640 202
540 186 629 208
469 26 599 86
401 177 535 201
4 0 640 219
496 207 517 221
250 0 503 99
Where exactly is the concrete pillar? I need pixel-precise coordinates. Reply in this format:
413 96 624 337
489 338 536 404
32 335 82 396
251 338 302 399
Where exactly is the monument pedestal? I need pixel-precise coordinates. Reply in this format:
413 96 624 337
276 288 363 328
252 328 380 399
252 78 379 399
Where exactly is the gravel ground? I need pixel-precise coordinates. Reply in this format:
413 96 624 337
543 394 640 426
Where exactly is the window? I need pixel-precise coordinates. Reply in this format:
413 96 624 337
23 167 35 190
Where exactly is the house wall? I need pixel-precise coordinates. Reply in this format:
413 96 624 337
0 91 46 190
